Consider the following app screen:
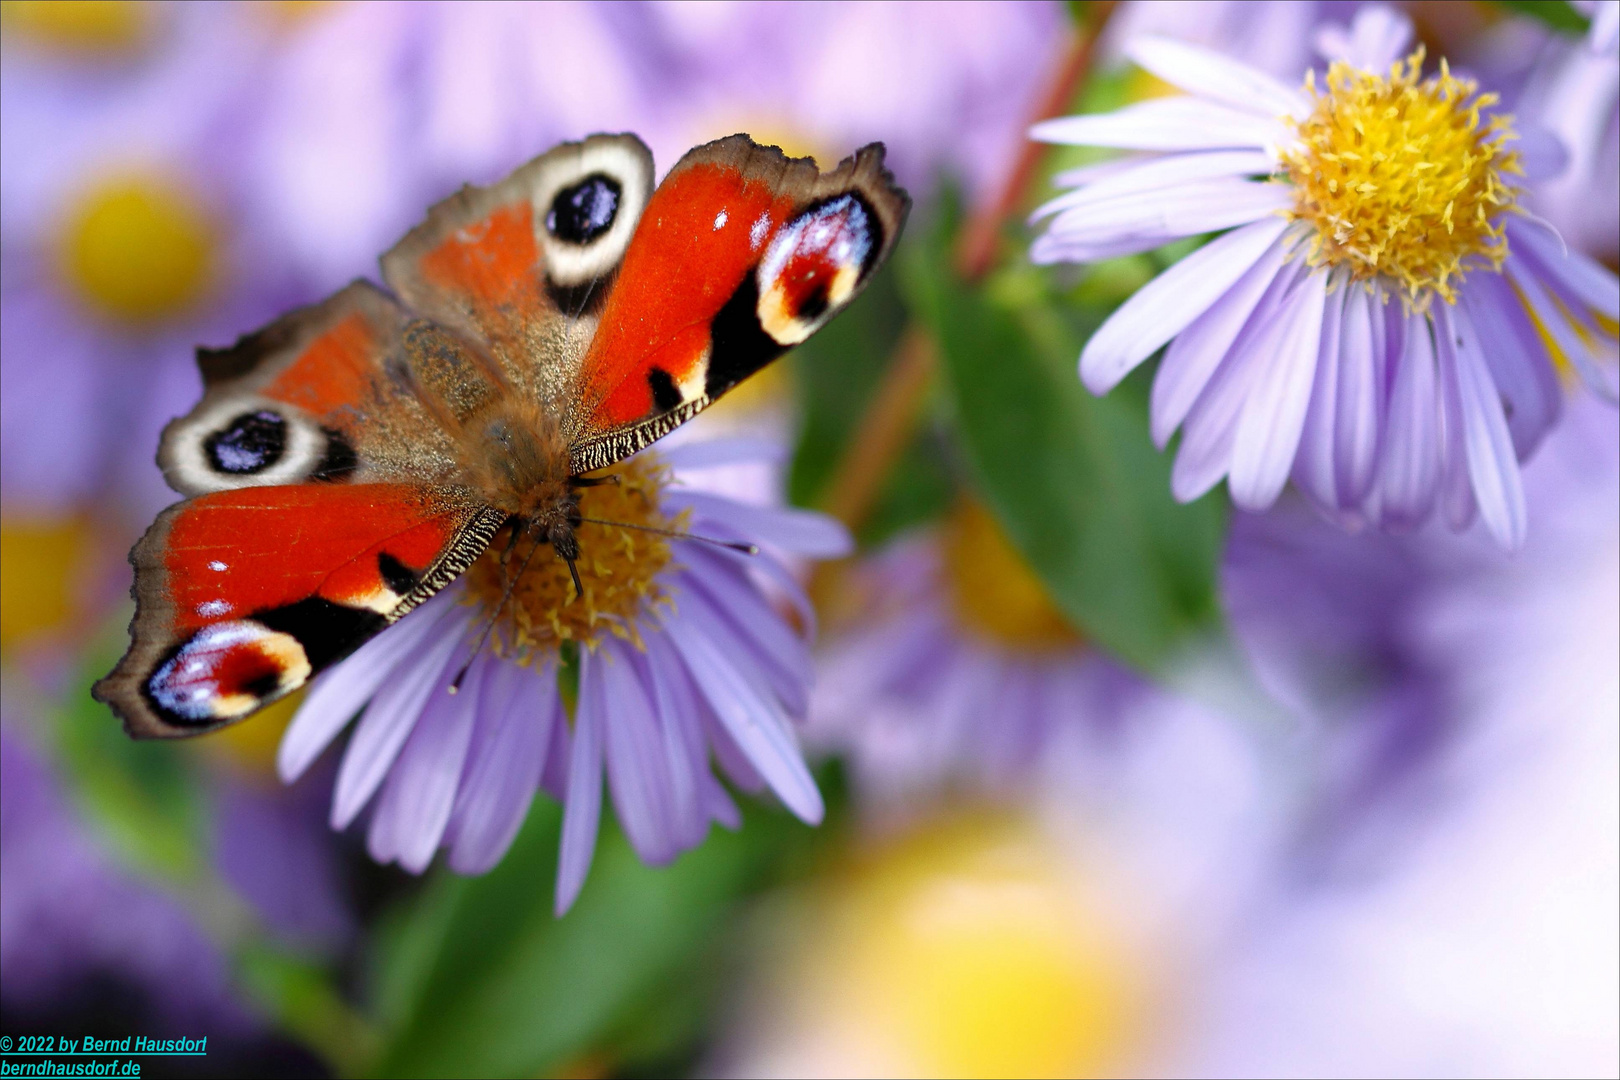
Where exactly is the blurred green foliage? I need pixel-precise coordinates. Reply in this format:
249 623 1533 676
901 207 1226 673
366 769 844 1078
1493 0 1592 35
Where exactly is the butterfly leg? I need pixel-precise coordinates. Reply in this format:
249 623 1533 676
551 527 585 603
452 524 546 692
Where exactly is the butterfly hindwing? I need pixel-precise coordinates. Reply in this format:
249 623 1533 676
568 136 909 473
95 484 503 738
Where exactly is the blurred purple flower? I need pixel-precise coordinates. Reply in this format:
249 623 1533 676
247 1 1066 296
811 551 1132 799
1100 0 1328 82
1032 6 1619 550
276 444 850 914
809 501 1148 805
210 766 354 951
0 3 309 521
247 1 665 295
1517 0 1619 261
0 726 248 1032
1175 394 1620 1078
632 1 1066 200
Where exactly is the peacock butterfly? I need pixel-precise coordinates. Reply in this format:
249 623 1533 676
95 133 909 738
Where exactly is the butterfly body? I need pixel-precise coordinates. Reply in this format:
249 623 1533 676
95 133 908 739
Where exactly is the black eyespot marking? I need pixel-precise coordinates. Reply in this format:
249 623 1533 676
547 174 621 245
647 367 682 413
205 410 286 474
707 274 788 399
377 552 418 597
239 668 283 700
313 427 358 482
796 280 831 322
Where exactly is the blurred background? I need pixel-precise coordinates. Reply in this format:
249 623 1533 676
1 2 1615 1077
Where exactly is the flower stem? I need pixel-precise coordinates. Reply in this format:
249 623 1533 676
817 3 1115 534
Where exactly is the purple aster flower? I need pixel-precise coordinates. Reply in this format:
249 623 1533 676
810 501 1144 804
1100 0 1327 83
276 443 850 914
1 723 354 1072
1174 393 1620 1078
0 728 242 1029
1031 5 1619 550
728 403 1618 1079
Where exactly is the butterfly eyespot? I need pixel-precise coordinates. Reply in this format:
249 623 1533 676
204 410 286 474
145 619 310 726
160 396 338 495
755 193 878 346
532 136 653 288
546 174 621 246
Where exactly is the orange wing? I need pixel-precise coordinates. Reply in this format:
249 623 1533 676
567 136 909 473
156 281 460 496
379 134 656 417
96 484 503 738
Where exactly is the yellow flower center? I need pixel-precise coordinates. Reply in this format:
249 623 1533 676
462 455 678 658
796 814 1147 1078
57 174 217 322
0 0 150 53
943 500 1080 651
1282 49 1521 308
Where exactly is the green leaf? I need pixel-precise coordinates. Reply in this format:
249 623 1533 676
1494 0 1591 35
368 794 819 1078
902 225 1227 673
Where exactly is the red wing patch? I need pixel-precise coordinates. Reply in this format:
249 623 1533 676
95 484 503 739
568 137 908 473
582 161 799 429
163 484 469 630
158 282 443 497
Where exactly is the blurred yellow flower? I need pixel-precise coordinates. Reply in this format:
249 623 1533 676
0 0 150 53
0 516 91 652
57 174 216 323
748 813 1150 1078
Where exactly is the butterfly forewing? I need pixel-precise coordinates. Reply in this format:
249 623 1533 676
567 136 909 473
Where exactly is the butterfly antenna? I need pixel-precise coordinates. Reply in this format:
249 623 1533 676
450 530 545 693
576 516 758 555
